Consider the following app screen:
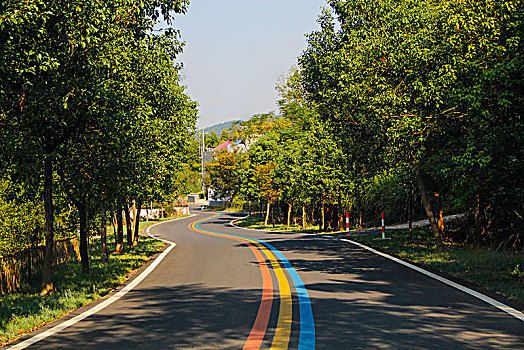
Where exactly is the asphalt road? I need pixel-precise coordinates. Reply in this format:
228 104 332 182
7 209 524 349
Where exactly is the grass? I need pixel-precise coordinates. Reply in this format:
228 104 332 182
207 205 244 212
353 228 524 303
0 215 186 346
235 215 341 234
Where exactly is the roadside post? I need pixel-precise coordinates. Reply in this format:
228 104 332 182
381 212 386 239
346 212 350 232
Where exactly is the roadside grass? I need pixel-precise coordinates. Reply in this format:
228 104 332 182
0 216 182 346
207 198 249 212
235 215 340 234
207 205 245 212
353 228 524 303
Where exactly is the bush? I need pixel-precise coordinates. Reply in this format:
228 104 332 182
0 180 45 256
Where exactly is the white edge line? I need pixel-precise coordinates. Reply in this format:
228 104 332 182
7 217 188 350
340 238 524 323
230 216 524 322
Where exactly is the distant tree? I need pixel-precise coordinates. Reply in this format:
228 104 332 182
254 162 282 226
205 130 219 149
206 150 246 204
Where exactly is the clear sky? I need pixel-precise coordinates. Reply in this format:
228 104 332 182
170 0 329 129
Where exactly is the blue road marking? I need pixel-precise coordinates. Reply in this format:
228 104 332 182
195 213 316 350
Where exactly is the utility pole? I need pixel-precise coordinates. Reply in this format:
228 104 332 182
201 130 205 194
408 180 413 241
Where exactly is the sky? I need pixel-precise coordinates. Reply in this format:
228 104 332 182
170 0 329 129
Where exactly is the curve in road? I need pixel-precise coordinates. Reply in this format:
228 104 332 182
189 213 315 350
5 210 523 349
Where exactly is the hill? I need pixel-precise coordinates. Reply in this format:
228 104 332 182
200 120 241 136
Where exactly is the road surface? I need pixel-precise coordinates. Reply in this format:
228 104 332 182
7 209 524 349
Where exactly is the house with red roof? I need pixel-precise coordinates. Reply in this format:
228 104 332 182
210 140 233 152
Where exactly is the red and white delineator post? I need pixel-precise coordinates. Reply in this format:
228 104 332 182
346 212 350 232
381 212 386 239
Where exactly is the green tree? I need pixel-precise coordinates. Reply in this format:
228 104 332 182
205 130 220 149
0 0 192 290
206 150 246 204
299 0 522 249
253 162 282 226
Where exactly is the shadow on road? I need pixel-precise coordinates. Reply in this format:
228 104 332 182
193 212 524 348
264 235 524 349
34 284 270 349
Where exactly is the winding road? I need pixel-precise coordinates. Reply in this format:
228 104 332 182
6 209 524 349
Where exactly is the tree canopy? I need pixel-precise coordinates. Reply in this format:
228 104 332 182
205 0 522 250
0 0 197 291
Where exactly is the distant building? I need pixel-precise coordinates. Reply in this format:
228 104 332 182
211 140 233 152
209 136 262 156
187 194 199 203
207 188 229 207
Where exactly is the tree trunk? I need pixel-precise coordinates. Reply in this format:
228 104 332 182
436 194 444 235
330 204 338 232
287 202 292 229
271 202 275 227
100 207 108 263
474 194 480 236
357 190 363 229
321 200 325 231
264 202 270 226
124 204 132 248
132 200 137 231
415 169 445 252
111 212 117 251
40 157 55 295
160 203 164 219
302 205 306 230
133 200 142 246
115 206 124 254
77 199 89 274
338 192 344 231
438 209 444 234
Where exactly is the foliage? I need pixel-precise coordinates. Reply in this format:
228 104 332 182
205 130 220 149
0 0 196 286
0 179 44 256
171 163 202 196
206 150 246 202
253 162 282 205
297 0 523 247
361 173 420 227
